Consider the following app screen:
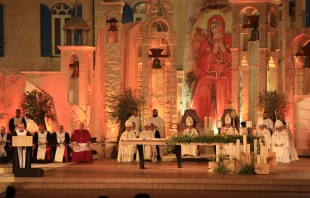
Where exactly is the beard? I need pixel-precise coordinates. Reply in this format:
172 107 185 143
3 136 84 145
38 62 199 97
153 114 158 118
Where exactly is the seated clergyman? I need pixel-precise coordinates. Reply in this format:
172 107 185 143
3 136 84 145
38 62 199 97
137 122 157 162
271 120 290 163
117 120 136 162
220 115 238 135
181 117 198 156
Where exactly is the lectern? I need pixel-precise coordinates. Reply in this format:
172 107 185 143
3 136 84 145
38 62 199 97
12 136 44 177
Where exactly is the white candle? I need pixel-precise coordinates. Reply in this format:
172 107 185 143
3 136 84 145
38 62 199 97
236 139 240 159
217 120 222 128
247 144 250 153
254 139 257 154
228 143 233 160
271 143 274 152
208 117 211 129
265 140 269 150
243 135 247 153
204 117 207 130
257 154 261 164
216 145 220 162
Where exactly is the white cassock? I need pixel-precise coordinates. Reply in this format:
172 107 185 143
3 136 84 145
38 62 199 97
271 131 290 163
16 130 27 168
129 115 141 132
256 128 271 149
286 129 299 161
37 131 47 160
54 132 66 163
256 118 274 133
148 116 165 137
137 130 157 161
117 131 136 162
181 128 198 156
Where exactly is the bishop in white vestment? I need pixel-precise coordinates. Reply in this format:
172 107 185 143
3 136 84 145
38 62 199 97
117 120 137 162
137 122 157 161
256 111 274 134
220 115 238 135
271 120 290 163
256 118 271 149
181 117 198 156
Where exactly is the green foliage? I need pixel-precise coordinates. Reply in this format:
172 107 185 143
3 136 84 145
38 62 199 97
164 134 258 154
106 87 146 124
256 90 290 122
213 158 232 174
20 89 56 125
237 153 257 175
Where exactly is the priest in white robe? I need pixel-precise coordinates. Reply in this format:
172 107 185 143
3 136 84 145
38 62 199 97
181 117 199 156
256 118 271 149
117 120 137 162
282 122 299 161
220 115 238 135
256 111 274 134
33 124 52 163
131 122 140 138
137 122 157 161
129 108 141 132
271 120 290 163
12 123 33 174
52 125 71 162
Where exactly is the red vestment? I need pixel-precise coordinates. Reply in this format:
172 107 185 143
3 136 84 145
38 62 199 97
192 15 232 126
71 129 93 163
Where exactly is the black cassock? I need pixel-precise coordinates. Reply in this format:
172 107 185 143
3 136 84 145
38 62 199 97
51 132 71 162
8 117 27 134
11 131 32 174
33 131 52 162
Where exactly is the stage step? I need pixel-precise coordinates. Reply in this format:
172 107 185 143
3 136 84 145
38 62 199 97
13 177 310 192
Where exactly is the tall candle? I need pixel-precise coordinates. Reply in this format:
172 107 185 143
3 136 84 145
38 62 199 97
257 154 261 164
254 139 257 154
204 117 207 130
246 144 250 153
265 140 269 150
243 135 247 153
208 117 211 129
216 145 220 162
217 120 222 128
260 145 265 163
228 143 233 160
236 139 240 159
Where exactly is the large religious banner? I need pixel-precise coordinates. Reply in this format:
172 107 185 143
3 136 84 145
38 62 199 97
183 1 232 127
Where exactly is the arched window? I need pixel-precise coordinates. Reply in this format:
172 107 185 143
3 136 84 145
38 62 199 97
133 2 146 22
52 3 71 56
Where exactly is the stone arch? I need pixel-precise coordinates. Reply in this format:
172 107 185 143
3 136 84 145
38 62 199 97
238 6 259 25
48 0 71 10
142 18 171 33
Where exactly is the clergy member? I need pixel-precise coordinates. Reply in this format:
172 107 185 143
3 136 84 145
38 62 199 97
271 120 290 163
0 126 12 164
71 123 93 163
52 125 71 163
149 123 161 161
256 111 274 134
117 120 136 162
12 123 32 174
181 117 199 156
283 121 299 161
131 122 140 138
9 109 27 134
220 115 238 135
256 118 271 149
129 108 141 132
148 109 165 138
137 122 157 161
33 124 52 163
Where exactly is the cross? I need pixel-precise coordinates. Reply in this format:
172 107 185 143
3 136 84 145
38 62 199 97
72 0 82 17
154 0 164 16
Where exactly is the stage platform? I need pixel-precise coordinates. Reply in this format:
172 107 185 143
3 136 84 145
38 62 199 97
0 158 309 198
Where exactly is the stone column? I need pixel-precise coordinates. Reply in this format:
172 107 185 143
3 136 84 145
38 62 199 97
258 48 269 92
71 30 75 46
231 48 240 114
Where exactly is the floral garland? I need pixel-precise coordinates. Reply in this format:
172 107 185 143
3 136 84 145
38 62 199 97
164 134 258 154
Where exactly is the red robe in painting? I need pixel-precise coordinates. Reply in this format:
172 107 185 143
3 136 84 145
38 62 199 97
192 15 232 126
71 129 93 163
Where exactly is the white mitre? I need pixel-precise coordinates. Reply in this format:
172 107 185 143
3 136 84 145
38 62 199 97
275 120 283 128
186 117 194 126
257 118 265 126
225 115 231 124
125 120 132 127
